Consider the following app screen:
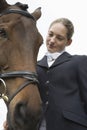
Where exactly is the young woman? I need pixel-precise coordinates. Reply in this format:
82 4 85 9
37 18 87 130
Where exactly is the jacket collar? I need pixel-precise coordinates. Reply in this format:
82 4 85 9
37 52 72 68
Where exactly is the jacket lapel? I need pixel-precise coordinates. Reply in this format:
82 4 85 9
37 52 72 68
51 52 72 67
37 56 48 68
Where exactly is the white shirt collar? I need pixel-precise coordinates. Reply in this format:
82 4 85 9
45 50 65 67
45 50 65 60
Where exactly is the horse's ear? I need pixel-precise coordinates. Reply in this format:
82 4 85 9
31 7 42 21
0 0 10 13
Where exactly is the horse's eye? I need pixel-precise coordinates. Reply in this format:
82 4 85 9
0 28 7 38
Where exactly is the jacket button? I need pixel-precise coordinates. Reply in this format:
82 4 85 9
47 70 49 73
45 101 48 105
46 91 49 95
45 81 50 84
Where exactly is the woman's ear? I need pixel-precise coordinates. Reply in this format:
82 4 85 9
66 39 72 46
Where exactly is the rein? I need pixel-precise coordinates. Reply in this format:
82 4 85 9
0 71 39 104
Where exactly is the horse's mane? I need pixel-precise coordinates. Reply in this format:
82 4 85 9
15 2 29 11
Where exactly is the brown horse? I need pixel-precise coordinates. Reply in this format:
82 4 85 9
0 0 43 130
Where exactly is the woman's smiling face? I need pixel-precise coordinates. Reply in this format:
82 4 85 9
46 23 72 53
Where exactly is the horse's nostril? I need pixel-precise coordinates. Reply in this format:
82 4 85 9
0 28 8 38
14 102 42 129
14 102 27 126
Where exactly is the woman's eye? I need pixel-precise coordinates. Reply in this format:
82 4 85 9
48 33 53 37
57 37 63 41
57 36 65 41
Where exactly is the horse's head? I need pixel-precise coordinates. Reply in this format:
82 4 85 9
0 0 43 130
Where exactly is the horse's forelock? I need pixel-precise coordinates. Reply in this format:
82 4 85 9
0 0 10 13
15 2 29 11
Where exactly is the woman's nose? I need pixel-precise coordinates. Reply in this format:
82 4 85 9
50 36 56 43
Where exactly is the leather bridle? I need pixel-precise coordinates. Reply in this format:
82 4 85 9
0 71 39 104
0 9 38 105
0 9 35 20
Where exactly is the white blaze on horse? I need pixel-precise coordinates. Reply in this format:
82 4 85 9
0 0 43 130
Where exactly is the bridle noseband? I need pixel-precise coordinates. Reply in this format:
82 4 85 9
0 71 39 104
0 9 38 105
